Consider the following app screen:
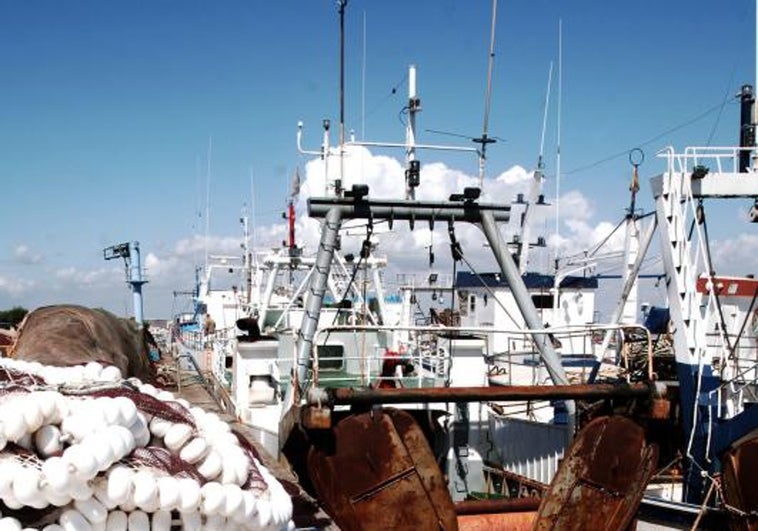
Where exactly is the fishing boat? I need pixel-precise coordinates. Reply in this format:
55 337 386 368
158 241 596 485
164 0 758 529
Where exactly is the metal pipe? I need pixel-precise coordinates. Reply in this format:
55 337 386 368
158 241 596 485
597 216 658 363
479 210 575 436
328 382 652 405
309 198 510 223
479 211 566 385
455 497 541 515
295 207 342 387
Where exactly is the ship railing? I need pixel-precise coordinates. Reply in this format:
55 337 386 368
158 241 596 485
487 323 654 385
311 324 454 388
713 349 758 419
310 322 653 388
711 366 758 420
703 316 758 398
658 145 751 174
172 325 240 385
174 327 203 352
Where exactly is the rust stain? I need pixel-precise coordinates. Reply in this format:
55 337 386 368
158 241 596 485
458 512 536 531
533 416 658 531
455 497 541 515
650 398 672 419
722 436 758 531
307 407 458 531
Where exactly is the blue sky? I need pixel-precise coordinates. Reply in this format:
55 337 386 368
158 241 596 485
1 0 756 318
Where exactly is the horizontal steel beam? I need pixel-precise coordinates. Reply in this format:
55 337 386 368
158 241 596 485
308 197 510 223
328 382 653 405
455 497 541 515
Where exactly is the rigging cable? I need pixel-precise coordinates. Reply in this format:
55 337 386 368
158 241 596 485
447 219 523 330
352 73 408 126
565 99 736 176
320 219 375 347
697 201 736 359
706 69 739 146
731 288 758 362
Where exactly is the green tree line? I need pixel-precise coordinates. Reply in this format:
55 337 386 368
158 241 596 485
0 307 28 328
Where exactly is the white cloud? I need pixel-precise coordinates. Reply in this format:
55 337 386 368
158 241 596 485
291 146 611 278
13 244 43 265
53 266 120 286
4 147 670 319
711 233 758 276
0 275 35 296
173 235 246 258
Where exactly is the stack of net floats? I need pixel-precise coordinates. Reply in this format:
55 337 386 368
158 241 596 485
0 358 294 530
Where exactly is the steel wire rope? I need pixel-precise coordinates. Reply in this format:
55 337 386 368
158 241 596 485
706 69 739 146
698 202 736 359
559 216 626 266
318 222 374 349
731 288 758 364
565 99 737 176
349 73 408 128
457 252 522 331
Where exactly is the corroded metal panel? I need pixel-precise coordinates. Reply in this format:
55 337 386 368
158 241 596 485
533 416 658 531
722 436 758 531
457 512 536 530
307 408 458 531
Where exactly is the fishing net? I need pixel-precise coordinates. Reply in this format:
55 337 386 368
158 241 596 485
128 446 207 483
89 386 196 427
10 305 154 382
0 358 294 530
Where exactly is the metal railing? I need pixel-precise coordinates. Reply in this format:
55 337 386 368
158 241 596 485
310 322 654 388
658 145 752 174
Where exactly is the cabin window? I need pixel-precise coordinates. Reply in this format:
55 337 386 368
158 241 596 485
318 345 344 371
469 295 476 313
531 294 554 309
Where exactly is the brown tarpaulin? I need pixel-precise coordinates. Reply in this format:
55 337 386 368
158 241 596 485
10 304 154 382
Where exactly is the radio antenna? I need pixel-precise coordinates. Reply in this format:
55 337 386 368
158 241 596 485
474 0 499 187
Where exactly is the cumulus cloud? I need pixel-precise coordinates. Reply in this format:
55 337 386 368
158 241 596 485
13 244 43 265
0 275 35 296
7 146 691 318
53 266 121 286
711 233 758 276
291 146 622 278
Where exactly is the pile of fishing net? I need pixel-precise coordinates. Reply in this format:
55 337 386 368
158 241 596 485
0 358 294 530
11 305 155 383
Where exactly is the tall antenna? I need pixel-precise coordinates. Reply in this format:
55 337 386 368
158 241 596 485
204 136 212 272
337 0 348 195
518 61 553 274
538 62 554 170
553 19 563 316
475 0 499 187
361 10 366 140
555 19 563 256
249 166 258 252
